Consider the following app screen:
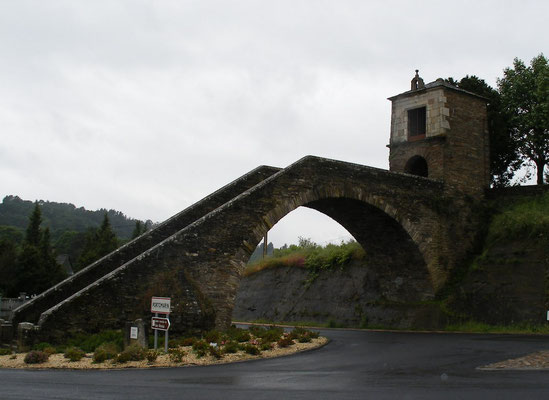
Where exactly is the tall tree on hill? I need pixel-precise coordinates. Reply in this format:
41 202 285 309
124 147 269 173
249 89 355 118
15 203 67 295
77 213 119 270
25 202 42 246
498 54 549 184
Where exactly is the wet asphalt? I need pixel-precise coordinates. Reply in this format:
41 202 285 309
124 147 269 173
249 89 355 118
2 329 549 399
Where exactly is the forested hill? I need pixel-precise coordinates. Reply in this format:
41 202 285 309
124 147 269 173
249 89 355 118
0 195 149 240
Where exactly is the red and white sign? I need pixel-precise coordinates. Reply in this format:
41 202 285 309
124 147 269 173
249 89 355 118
151 297 171 314
151 317 170 331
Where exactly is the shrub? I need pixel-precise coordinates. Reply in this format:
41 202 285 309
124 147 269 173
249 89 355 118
192 340 210 358
277 337 294 348
242 344 261 355
34 342 53 352
93 342 119 363
146 350 160 363
64 347 86 362
227 326 251 342
204 330 222 344
209 345 224 359
0 348 13 356
43 347 57 356
95 344 117 363
258 327 284 343
289 327 319 343
168 348 185 363
24 350 49 364
116 344 147 363
222 341 240 354
67 330 123 352
260 342 274 351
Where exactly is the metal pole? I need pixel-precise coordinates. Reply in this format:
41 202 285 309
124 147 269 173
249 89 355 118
263 231 268 259
164 317 169 353
154 313 158 350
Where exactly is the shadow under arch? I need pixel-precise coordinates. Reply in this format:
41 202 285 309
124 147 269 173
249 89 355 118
235 196 435 327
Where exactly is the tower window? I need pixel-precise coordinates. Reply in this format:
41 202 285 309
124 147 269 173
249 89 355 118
408 107 426 140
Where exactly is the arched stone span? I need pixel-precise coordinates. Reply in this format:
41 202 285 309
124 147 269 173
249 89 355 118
245 196 433 304
32 156 476 342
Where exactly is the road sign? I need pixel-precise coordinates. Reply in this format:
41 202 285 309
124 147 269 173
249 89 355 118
151 297 171 314
151 317 170 331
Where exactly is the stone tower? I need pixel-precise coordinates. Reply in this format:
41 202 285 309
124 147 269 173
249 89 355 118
387 71 490 197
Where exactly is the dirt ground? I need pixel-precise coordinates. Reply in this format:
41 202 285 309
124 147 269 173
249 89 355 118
479 350 549 370
0 337 328 370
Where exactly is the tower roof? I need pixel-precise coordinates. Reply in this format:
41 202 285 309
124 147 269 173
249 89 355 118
388 75 488 102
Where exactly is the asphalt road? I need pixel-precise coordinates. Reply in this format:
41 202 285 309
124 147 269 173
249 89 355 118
2 329 549 399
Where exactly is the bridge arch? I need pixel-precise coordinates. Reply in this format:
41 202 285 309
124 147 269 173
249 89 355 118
237 186 434 305
34 157 457 340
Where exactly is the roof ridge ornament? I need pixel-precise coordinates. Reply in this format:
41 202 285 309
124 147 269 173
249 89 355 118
411 69 425 90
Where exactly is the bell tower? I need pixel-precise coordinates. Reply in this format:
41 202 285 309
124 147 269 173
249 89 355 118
387 71 490 196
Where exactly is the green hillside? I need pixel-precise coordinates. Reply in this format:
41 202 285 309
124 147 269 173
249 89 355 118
0 195 149 240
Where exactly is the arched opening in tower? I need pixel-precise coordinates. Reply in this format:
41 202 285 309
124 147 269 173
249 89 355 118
404 155 428 177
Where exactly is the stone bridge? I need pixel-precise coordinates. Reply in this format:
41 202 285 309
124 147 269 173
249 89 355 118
10 155 479 343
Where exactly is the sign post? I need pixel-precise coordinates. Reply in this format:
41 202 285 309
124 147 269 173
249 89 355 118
151 297 171 353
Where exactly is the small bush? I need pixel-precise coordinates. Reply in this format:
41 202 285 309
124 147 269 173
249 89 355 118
204 330 222 344
222 341 240 354
277 337 294 348
260 342 274 351
192 340 210 358
0 348 13 356
258 327 284 344
64 347 86 362
93 342 118 363
168 348 185 363
209 345 224 359
67 330 124 352
43 347 58 356
227 326 251 342
146 350 160 363
24 350 49 364
116 344 147 363
34 342 54 352
290 327 319 343
242 344 261 355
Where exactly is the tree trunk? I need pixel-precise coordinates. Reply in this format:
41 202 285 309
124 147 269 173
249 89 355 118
535 160 545 184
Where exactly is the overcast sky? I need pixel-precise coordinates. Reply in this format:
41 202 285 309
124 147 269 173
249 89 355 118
1 1 547 247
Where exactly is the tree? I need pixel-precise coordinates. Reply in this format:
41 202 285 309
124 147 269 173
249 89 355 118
77 213 119 269
131 220 146 239
498 54 549 184
25 202 42 246
0 239 19 296
14 204 67 295
449 75 520 186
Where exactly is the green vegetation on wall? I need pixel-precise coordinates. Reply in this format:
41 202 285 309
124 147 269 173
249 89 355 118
244 237 366 281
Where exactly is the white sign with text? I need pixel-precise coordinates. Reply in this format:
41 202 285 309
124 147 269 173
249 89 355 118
151 297 171 314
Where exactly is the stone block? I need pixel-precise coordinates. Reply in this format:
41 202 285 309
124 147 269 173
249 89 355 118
124 319 148 349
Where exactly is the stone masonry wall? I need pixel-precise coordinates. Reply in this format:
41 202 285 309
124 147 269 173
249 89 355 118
11 165 281 327
32 156 475 343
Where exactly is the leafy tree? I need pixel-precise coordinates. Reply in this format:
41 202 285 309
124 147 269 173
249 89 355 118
77 214 119 269
448 75 520 186
0 239 19 296
498 54 549 184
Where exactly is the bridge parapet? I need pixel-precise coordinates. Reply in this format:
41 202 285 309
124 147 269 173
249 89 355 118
11 165 281 328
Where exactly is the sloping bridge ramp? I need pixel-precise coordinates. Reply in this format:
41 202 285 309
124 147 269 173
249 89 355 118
12 156 475 342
